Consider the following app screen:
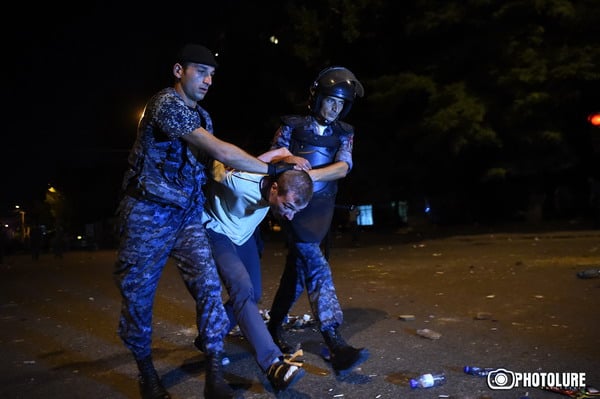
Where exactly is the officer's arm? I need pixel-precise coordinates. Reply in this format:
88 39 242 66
258 148 293 163
308 161 349 182
183 126 269 174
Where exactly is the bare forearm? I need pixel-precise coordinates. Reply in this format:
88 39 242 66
184 127 268 174
257 147 293 163
308 161 349 182
215 141 269 173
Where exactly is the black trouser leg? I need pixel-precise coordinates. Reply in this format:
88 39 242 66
268 251 298 327
268 250 299 353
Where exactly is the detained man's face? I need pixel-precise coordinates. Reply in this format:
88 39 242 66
318 95 345 124
268 183 306 221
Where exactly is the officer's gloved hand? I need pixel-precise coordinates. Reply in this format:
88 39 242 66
267 161 296 177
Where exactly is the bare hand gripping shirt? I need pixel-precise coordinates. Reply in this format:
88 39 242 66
203 161 269 246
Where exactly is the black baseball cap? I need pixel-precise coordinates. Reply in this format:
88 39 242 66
176 43 218 67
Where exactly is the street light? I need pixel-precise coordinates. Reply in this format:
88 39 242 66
46 184 65 221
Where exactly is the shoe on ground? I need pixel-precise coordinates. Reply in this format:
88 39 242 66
138 372 171 399
267 350 306 392
331 346 369 377
203 352 239 399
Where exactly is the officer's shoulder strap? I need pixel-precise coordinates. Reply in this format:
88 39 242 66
334 120 355 135
281 114 309 127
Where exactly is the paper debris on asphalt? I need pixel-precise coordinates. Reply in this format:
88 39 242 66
475 312 493 320
416 328 442 339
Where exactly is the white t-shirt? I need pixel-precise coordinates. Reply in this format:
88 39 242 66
203 161 270 245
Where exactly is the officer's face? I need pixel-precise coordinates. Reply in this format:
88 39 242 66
319 96 345 123
175 62 215 105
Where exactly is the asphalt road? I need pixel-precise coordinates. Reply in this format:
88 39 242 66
1 222 599 399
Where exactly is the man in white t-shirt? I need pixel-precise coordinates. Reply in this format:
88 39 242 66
202 148 313 392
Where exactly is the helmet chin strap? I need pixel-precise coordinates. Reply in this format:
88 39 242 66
314 112 336 126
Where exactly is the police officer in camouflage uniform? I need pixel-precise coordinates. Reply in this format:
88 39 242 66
114 43 291 399
266 66 369 377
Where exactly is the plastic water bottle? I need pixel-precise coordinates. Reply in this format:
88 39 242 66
409 372 446 389
464 366 496 377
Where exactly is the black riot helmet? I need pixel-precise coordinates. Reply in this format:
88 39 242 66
308 66 365 123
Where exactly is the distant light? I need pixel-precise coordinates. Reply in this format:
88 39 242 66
357 205 373 226
77 235 83 240
588 112 600 127
269 35 279 45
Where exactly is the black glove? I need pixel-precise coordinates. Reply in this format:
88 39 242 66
267 161 296 177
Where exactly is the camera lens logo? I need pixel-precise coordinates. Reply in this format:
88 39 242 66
487 368 516 390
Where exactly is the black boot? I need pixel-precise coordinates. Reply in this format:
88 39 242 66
268 322 296 354
322 328 369 377
136 356 171 399
204 352 238 399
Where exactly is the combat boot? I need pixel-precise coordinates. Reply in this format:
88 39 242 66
136 356 171 399
204 352 238 399
322 328 369 377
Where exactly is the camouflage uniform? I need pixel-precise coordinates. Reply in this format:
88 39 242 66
114 87 228 361
268 115 353 332
268 67 368 375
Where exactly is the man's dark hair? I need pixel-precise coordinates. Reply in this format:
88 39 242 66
276 170 313 207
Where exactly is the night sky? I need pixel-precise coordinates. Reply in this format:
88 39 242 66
4 2 599 228
3 2 297 218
